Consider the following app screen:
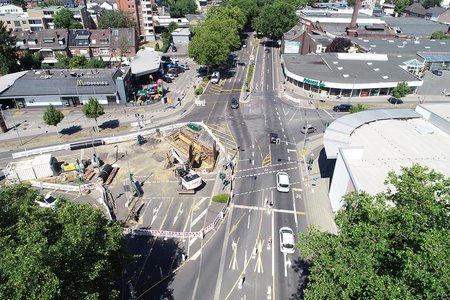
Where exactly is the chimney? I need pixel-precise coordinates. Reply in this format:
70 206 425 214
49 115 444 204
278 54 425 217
348 0 361 37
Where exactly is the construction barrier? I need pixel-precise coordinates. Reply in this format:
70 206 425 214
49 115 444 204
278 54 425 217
12 144 71 159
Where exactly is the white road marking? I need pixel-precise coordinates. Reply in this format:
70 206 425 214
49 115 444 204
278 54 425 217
236 166 298 179
286 149 296 153
247 214 251 229
233 204 305 215
151 202 163 225
292 191 298 227
281 128 285 132
284 253 291 277
193 197 209 210
172 203 184 226
322 109 335 119
271 210 275 277
191 208 208 227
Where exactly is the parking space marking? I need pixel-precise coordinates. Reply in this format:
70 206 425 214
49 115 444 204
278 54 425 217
193 197 209 210
191 208 208 227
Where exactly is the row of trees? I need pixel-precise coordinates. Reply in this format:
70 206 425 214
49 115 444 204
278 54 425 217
0 184 126 299
188 0 302 70
53 55 107 69
297 165 450 299
43 97 105 134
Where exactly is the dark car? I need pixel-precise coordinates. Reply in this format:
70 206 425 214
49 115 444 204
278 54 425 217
432 70 443 76
230 97 239 109
168 68 183 76
270 133 279 144
161 55 171 62
172 46 177 52
388 97 403 104
167 62 179 69
333 104 352 112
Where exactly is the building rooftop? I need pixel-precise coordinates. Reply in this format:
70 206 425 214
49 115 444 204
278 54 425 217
352 37 450 55
282 53 422 86
381 16 449 37
0 69 122 98
130 49 161 76
344 116 450 195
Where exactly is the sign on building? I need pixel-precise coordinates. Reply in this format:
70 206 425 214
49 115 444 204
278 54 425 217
284 41 301 54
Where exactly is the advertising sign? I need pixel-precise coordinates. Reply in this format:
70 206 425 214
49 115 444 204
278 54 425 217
284 41 301 54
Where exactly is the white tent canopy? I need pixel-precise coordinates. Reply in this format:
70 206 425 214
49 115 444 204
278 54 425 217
131 49 161 77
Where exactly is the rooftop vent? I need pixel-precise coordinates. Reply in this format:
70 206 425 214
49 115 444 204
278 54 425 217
381 75 389 79
373 68 380 71
343 74 350 77
367 62 372 65
337 67 343 70
415 126 434 135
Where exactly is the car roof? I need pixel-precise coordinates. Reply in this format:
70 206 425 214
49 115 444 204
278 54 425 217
277 172 289 183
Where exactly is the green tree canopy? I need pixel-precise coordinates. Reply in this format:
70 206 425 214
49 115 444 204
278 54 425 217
0 184 127 300
39 0 63 7
55 54 70 69
422 0 441 8
252 1 297 39
167 0 198 18
431 31 450 39
168 21 178 33
98 9 136 29
298 165 450 300
0 21 19 75
43 104 64 135
202 16 240 51
53 8 83 29
226 0 259 22
82 97 105 130
87 56 107 68
391 81 410 98
349 103 367 114
68 55 88 69
394 0 412 13
19 49 42 70
188 27 230 68
207 5 247 32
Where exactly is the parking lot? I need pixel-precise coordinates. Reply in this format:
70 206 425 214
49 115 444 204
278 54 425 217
418 70 450 95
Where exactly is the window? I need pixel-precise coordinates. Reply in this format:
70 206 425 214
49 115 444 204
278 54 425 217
6 21 10 24
14 21 20 27
112 29 119 36
44 37 55 43
22 21 27 25
100 38 108 44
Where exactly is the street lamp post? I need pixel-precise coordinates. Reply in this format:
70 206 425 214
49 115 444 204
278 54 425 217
6 106 23 146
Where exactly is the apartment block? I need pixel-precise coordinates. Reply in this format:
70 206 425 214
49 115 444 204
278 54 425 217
117 0 155 41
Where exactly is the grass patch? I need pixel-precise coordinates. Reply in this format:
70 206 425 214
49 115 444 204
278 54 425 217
212 193 229 203
246 64 255 91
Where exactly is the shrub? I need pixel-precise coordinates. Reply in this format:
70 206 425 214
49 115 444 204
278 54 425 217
155 43 160 51
195 86 204 95
203 76 209 82
349 103 367 114
212 194 229 203
391 81 410 98
246 64 255 91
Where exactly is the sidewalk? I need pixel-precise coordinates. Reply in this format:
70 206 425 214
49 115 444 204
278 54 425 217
0 64 202 146
297 134 338 235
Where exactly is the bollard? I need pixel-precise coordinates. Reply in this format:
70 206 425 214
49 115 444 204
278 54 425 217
238 276 245 289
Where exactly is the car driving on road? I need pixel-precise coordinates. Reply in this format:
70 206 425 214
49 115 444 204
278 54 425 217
333 104 352 112
300 124 316 134
230 97 239 109
276 172 290 193
279 227 295 254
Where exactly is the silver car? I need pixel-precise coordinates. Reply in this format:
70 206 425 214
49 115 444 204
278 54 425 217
279 227 295 254
276 172 290 193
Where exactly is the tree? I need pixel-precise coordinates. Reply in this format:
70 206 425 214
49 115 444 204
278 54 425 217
422 0 441 8
167 0 198 18
431 31 450 39
87 57 106 68
39 0 63 7
98 10 136 29
325 37 352 52
53 8 83 29
188 27 230 69
55 54 70 69
349 103 367 114
68 55 88 69
43 104 64 135
0 184 127 300
226 0 259 22
394 0 411 14
391 81 410 98
0 21 19 75
82 97 105 130
252 1 297 39
168 21 178 33
202 16 240 51
297 165 450 300
19 50 42 70
207 5 247 32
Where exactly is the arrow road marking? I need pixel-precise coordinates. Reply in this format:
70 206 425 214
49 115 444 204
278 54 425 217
151 202 163 225
254 239 264 274
172 203 184 226
229 237 240 270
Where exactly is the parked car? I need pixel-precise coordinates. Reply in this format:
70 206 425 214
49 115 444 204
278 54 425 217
333 104 352 112
197 67 207 76
170 57 179 63
168 68 183 75
242 43 247 48
211 71 220 84
167 62 179 69
300 124 316 134
170 66 185 73
276 172 290 193
387 97 403 104
165 73 176 80
161 55 171 62
35 192 57 208
172 46 177 52
279 227 295 254
163 75 173 83
432 70 443 76
179 64 189 70
230 97 239 109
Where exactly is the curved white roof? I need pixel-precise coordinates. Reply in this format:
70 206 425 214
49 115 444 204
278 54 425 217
131 49 161 77
324 108 421 159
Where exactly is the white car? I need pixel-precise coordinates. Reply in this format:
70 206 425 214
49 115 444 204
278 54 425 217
276 172 290 193
35 192 58 208
279 227 295 254
211 71 220 84
170 57 179 63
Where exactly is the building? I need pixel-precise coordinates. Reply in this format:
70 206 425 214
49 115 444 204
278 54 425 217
381 15 449 37
324 104 450 212
0 68 132 108
282 25 333 55
401 3 427 18
281 52 423 97
11 28 138 63
171 27 190 45
28 6 91 30
0 4 23 14
425 7 447 21
437 10 450 25
116 0 155 41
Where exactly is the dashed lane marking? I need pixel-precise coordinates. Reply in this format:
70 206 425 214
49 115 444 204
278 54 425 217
236 167 298 179
233 182 301 196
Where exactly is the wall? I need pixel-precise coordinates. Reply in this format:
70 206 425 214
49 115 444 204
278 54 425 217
21 94 110 107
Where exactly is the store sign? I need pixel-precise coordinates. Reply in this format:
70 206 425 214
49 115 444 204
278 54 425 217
77 80 109 86
284 41 301 54
304 78 325 87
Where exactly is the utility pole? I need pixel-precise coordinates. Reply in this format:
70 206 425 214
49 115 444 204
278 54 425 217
7 106 23 147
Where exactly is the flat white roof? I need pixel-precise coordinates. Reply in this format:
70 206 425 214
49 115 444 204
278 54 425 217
343 118 450 195
419 103 450 122
130 49 161 77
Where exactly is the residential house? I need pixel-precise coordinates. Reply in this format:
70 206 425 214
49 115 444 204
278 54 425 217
38 29 70 64
0 4 23 14
28 6 91 29
0 13 30 32
437 10 450 25
402 3 427 18
425 7 447 21
282 24 334 55
68 29 91 57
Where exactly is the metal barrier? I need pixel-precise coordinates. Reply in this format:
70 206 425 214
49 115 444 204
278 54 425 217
29 180 82 192
12 144 71 159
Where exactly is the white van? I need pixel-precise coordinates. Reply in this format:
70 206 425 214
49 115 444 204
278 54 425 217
211 71 220 84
